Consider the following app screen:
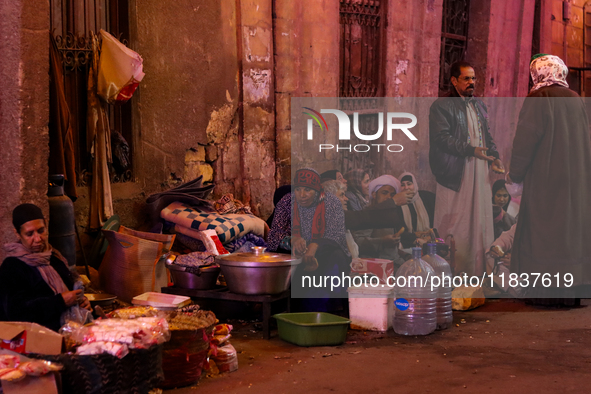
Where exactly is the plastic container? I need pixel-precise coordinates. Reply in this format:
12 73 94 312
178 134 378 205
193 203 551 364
393 247 437 336
347 285 394 331
273 312 350 346
422 243 453 330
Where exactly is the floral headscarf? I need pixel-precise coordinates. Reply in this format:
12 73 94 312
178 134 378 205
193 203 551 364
530 54 569 93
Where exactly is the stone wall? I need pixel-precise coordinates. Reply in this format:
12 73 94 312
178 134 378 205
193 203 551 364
237 0 276 217
274 0 341 183
0 0 50 259
380 0 445 192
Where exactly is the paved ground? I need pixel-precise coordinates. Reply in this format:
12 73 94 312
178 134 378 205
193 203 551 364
166 299 591 394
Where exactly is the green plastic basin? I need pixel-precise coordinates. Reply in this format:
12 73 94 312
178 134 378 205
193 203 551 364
273 312 351 347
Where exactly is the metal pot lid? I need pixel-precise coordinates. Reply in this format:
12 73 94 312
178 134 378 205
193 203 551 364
216 247 301 267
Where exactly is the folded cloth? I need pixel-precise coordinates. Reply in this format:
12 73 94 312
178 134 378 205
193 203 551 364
175 233 207 252
146 176 214 225
214 193 252 215
224 233 267 253
162 201 267 243
173 251 216 269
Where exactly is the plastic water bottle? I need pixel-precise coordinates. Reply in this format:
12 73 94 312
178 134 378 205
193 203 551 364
393 247 437 336
422 243 453 330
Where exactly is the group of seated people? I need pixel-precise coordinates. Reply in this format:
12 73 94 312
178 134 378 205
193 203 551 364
267 167 521 311
266 168 438 312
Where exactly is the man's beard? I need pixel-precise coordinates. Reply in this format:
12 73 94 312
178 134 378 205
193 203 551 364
464 84 475 96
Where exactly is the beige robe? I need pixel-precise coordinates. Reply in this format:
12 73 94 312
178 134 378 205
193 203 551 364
434 103 494 276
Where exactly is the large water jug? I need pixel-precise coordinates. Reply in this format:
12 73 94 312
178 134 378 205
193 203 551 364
393 247 437 335
422 243 453 330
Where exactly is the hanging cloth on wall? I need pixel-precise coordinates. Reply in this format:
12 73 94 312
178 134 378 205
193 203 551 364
88 32 114 230
48 33 78 198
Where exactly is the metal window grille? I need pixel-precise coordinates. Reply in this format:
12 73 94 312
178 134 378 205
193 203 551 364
50 0 132 185
439 0 470 93
338 0 387 176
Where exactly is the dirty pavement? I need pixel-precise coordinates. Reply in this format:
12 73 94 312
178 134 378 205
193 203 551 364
166 299 591 393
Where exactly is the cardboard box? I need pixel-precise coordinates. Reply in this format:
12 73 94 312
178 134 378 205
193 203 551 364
0 349 60 394
0 322 63 355
350 258 394 284
1 372 60 394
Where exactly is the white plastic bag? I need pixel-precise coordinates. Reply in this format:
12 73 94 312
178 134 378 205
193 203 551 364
97 29 145 104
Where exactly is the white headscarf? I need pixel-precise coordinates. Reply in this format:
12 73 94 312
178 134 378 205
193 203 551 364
530 55 569 93
368 175 400 203
398 171 431 232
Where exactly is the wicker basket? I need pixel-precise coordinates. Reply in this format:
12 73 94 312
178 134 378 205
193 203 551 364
30 345 163 394
159 324 214 389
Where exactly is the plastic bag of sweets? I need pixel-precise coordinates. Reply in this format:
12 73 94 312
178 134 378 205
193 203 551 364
212 343 238 373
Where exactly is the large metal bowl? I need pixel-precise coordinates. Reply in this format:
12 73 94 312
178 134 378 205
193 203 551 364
216 247 301 295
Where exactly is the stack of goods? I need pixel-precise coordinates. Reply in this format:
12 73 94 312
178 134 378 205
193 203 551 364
159 305 218 389
70 317 170 358
0 354 62 383
40 307 169 394
208 324 238 374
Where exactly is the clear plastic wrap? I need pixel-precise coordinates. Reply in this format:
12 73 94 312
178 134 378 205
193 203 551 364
0 358 62 382
212 343 238 373
0 355 19 369
65 317 170 358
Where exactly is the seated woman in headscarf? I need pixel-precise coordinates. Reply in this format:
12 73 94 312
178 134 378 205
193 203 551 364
397 172 436 249
320 169 347 186
266 185 291 228
323 180 359 259
492 179 519 218
491 180 517 239
353 175 414 270
0 204 91 332
267 169 351 312
343 169 370 211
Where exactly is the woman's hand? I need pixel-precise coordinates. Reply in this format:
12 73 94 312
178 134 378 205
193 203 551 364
382 234 401 246
79 296 92 311
301 243 319 271
61 290 82 307
499 252 511 266
292 236 307 256
302 255 319 272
